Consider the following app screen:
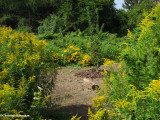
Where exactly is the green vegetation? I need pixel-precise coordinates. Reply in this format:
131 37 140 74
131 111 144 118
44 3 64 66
0 0 160 119
87 3 160 120
0 26 56 119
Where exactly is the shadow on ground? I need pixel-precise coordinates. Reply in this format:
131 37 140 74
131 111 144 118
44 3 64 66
43 104 94 120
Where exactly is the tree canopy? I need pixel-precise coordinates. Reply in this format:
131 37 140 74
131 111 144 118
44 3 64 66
0 0 120 34
122 0 143 10
0 0 156 36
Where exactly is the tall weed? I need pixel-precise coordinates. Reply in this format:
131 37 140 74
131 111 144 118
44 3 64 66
89 3 160 120
0 26 56 119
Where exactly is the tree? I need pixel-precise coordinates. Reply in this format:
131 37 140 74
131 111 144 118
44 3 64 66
0 0 121 35
0 0 56 31
38 0 117 35
126 0 154 30
122 0 143 10
77 0 116 34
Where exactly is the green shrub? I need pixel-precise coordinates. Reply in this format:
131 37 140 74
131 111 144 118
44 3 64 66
44 31 125 67
89 4 160 120
0 26 56 119
121 4 160 90
100 33 125 61
38 14 64 40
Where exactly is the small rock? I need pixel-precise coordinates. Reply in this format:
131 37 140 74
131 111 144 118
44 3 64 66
83 78 99 90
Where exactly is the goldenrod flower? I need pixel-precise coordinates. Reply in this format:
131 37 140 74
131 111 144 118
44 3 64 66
92 95 106 108
103 58 116 66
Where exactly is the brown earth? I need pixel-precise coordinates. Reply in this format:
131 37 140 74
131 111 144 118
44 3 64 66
50 64 119 120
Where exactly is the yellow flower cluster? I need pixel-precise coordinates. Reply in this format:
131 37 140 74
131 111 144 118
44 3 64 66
63 44 80 63
124 77 160 115
80 54 91 66
144 78 160 101
0 26 12 41
101 69 108 76
128 77 160 101
0 83 14 96
0 68 8 79
107 110 116 118
0 83 23 106
0 82 30 120
118 61 123 69
53 53 60 61
47 51 60 62
138 15 156 41
127 29 132 38
147 79 160 93
92 95 106 108
71 114 81 120
115 100 132 110
0 26 47 70
88 107 106 120
103 58 116 66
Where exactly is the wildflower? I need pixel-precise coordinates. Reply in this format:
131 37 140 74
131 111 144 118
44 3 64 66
92 95 106 108
115 100 132 110
62 44 80 63
103 59 116 66
122 72 126 78
29 76 35 82
45 95 51 99
64 50 67 52
101 69 108 76
107 110 116 117
88 107 106 120
118 61 123 69
138 15 156 41
145 78 160 100
127 29 132 38
0 68 8 79
80 54 91 66
71 114 81 120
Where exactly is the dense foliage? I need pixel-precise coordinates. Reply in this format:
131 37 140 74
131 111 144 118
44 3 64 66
0 26 56 119
126 0 155 30
122 0 143 10
87 3 160 120
0 0 128 36
0 0 159 119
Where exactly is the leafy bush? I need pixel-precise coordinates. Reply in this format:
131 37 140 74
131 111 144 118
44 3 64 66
0 26 56 119
38 14 64 40
88 3 160 120
43 31 123 67
121 4 160 90
100 33 126 61
61 44 81 65
79 54 92 66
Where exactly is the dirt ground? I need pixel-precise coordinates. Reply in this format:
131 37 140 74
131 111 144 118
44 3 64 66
51 64 119 120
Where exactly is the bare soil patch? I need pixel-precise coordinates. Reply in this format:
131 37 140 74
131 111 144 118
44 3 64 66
74 68 110 79
51 64 119 120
